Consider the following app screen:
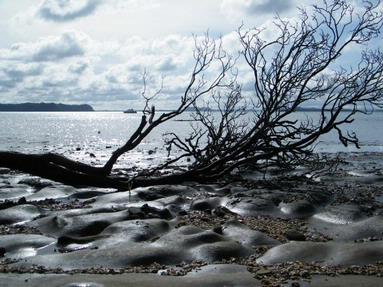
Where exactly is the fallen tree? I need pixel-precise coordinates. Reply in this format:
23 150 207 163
1 0 383 189
0 35 236 189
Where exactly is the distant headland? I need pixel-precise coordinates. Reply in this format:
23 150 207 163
0 103 94 112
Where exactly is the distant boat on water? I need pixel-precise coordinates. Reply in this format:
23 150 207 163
123 108 137 114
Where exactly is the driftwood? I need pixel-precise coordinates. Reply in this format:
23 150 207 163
0 151 200 189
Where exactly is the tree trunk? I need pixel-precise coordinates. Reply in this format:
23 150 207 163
0 151 200 190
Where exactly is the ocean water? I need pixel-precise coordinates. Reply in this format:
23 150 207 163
0 111 190 170
1 111 382 169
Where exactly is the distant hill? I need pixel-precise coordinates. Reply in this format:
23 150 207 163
0 103 94 112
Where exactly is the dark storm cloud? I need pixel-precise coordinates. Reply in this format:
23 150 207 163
38 0 102 22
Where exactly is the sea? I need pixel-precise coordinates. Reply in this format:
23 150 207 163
1 111 382 170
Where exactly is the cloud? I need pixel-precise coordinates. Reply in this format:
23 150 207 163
36 0 159 22
221 0 296 19
0 32 86 62
0 31 249 109
0 63 44 91
155 57 178 72
32 33 86 61
38 0 102 22
3 63 44 79
68 61 88 74
247 0 294 14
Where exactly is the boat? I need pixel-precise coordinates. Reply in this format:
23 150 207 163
123 108 137 114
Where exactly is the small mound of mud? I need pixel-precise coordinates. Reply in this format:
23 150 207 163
257 241 383 265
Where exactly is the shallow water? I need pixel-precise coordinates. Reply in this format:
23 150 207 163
1 112 192 169
1 111 383 156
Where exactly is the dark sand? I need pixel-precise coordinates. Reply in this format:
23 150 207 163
0 152 382 286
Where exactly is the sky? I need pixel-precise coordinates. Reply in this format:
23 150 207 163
0 0 372 110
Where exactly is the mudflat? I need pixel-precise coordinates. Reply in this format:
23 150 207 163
0 152 382 286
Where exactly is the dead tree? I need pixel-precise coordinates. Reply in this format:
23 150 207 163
1 0 383 189
150 0 383 179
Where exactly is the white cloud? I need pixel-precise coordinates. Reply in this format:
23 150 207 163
0 32 87 62
0 0 376 111
0 31 216 108
0 27 263 109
